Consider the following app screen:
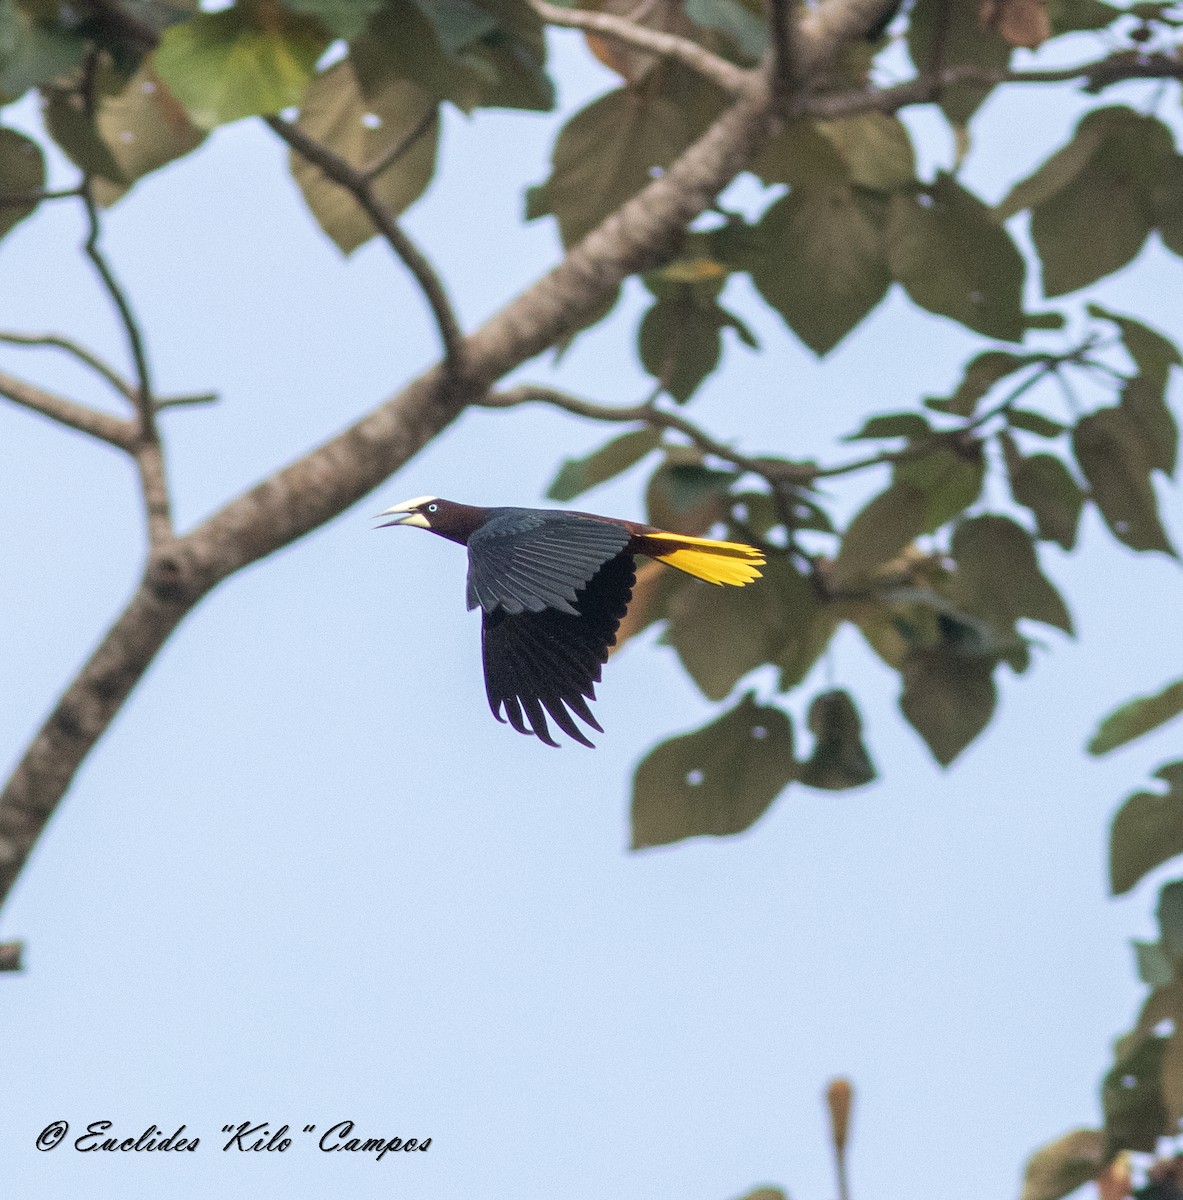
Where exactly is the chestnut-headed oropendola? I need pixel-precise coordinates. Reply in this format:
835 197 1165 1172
377 497 765 747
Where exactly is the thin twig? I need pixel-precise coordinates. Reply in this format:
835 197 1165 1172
363 106 439 183
0 186 85 207
80 181 157 437
0 330 137 402
266 115 467 373
529 0 751 95
155 391 219 411
0 367 137 448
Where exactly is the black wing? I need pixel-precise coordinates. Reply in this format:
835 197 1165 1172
466 511 631 616
481 552 636 747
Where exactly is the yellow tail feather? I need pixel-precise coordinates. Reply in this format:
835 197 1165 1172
647 533 765 587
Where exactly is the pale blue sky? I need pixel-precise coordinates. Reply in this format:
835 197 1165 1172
1 27 1181 1200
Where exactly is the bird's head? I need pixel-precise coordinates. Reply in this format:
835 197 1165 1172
376 495 443 530
375 496 484 543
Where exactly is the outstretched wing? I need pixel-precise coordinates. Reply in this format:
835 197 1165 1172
466 511 631 616
481 553 636 747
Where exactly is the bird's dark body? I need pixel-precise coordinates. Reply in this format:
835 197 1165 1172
378 497 764 747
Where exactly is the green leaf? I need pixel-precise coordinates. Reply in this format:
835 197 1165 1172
748 185 890 355
1047 0 1121 34
894 443 986 533
1134 940 1175 987
1026 110 1174 296
664 558 807 702
1018 1129 1105 1200
815 111 915 191
996 118 1108 221
288 57 438 254
844 412 931 441
155 0 329 129
1073 407 1176 556
798 689 876 790
685 0 767 60
949 514 1073 634
734 1189 786 1200
1110 763 1183 895
0 0 85 100
1089 680 1183 755
887 175 1026 340
1002 438 1085 550
283 0 384 38
1007 409 1066 438
631 693 795 849
646 460 736 535
749 120 850 189
0 125 44 240
529 80 706 249
1160 880 1183 960
1089 303 1182 388
546 428 662 502
900 648 997 766
830 483 929 589
1102 1029 1169 1153
907 0 1011 125
638 295 738 403
925 350 1039 417
1121 380 1179 477
412 0 498 51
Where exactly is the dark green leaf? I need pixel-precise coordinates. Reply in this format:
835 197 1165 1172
665 558 799 701
1007 409 1066 438
1102 1030 1169 1153
685 0 767 59
1134 940 1175 988
638 295 732 403
1047 0 1120 33
1110 763 1183 895
0 125 44 240
155 0 329 129
0 0 85 99
289 57 438 254
1002 438 1084 550
646 460 736 535
546 428 662 503
830 483 929 589
1018 1129 1106 1200
631 693 795 849
887 175 1026 340
1160 879 1183 959
529 79 709 248
1090 681 1183 755
894 443 986 532
799 689 876 790
748 185 890 355
1073 407 1176 555
1119 379 1177 481
900 648 997 766
925 350 1039 417
907 0 1011 124
844 412 931 441
412 0 498 52
1089 303 1183 394
950 514 1073 634
1028 110 1173 296
816 111 915 191
283 0 384 38
996 118 1108 221
749 120 850 189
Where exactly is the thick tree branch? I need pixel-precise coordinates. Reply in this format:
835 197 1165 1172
0 941 21 972
769 0 805 97
0 331 137 402
529 0 751 94
266 115 467 373
0 368 136 448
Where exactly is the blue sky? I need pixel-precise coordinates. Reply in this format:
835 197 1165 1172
1 26 1181 1200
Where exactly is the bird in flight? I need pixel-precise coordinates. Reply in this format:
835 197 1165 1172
377 497 765 747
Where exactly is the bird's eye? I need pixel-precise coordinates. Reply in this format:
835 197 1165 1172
428 503 438 513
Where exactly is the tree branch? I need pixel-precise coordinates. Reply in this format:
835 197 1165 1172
0 368 136 448
0 330 137 402
265 115 468 373
768 0 805 98
529 0 751 95
0 941 21 972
